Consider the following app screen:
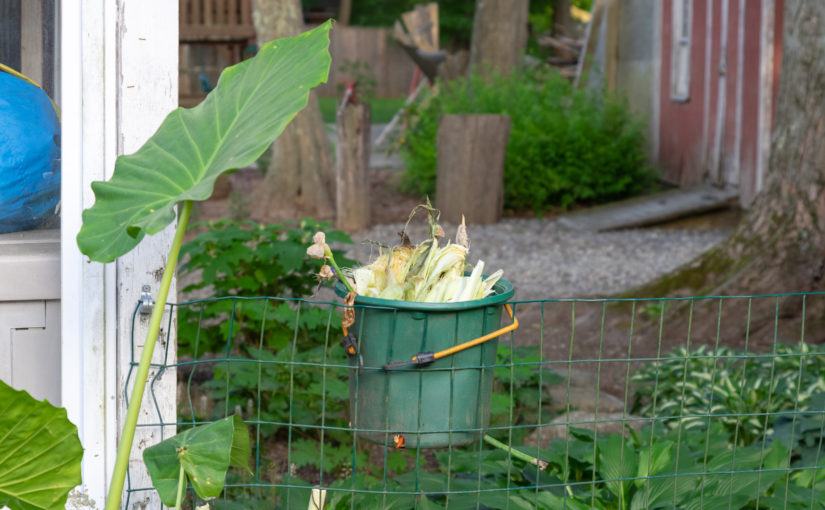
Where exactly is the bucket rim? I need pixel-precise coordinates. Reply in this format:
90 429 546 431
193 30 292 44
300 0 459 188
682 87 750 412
333 276 514 311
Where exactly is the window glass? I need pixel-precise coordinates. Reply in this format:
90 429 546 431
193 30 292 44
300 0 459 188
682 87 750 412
0 0 61 234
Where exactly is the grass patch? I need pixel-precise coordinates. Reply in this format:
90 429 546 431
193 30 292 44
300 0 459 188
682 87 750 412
318 96 407 124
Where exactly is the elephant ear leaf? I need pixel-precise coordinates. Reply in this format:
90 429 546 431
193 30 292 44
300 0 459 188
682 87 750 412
76 20 333 263
0 380 83 510
143 415 250 506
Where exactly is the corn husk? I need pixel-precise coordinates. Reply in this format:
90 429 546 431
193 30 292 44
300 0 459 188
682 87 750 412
347 202 504 303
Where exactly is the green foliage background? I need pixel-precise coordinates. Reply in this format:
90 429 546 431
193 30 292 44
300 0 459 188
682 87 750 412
401 69 654 212
307 0 594 50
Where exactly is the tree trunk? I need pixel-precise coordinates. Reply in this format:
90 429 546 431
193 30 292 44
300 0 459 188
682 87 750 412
553 0 574 37
631 0 825 343
435 114 510 225
335 103 371 231
469 0 529 77
249 0 335 221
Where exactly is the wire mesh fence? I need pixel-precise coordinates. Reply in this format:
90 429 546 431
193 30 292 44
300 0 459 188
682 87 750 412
126 292 825 509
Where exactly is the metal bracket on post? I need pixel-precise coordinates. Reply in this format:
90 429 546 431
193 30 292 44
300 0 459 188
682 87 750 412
139 285 155 315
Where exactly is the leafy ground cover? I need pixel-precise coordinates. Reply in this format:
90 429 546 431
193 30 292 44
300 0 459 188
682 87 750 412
400 68 654 214
173 221 825 509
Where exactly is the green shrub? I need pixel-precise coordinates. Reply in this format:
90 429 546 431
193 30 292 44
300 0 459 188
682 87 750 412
400 69 655 212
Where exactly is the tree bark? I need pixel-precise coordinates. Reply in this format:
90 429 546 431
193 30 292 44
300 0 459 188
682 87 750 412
631 0 825 343
249 0 335 221
469 0 529 77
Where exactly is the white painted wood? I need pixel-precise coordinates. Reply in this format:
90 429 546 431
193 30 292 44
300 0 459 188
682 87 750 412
62 1 119 507
61 0 177 507
115 0 179 507
0 230 60 301
756 0 775 197
0 302 46 391
8 301 61 405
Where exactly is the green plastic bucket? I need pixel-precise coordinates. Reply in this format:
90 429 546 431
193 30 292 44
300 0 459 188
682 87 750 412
335 278 514 448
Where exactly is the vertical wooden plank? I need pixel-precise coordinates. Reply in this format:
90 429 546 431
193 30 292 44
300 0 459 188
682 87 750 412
227 0 238 25
650 0 662 164
756 0 775 197
701 0 714 172
376 27 387 97
604 0 619 91
219 0 229 25
731 0 746 187
336 103 371 231
179 43 190 97
339 0 352 25
192 0 202 25
203 0 214 26
20 0 43 85
241 0 252 26
710 0 730 185
116 0 179 507
435 115 511 225
63 0 120 506
40 0 55 99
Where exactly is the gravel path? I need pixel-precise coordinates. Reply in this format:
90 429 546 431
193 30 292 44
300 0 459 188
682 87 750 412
345 218 730 300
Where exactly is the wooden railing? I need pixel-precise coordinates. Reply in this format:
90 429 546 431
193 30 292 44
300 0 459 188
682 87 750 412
179 0 255 42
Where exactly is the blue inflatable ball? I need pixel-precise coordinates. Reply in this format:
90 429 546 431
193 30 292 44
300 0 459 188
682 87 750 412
0 72 61 234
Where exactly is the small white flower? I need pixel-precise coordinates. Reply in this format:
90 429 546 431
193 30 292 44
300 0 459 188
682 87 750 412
306 231 328 259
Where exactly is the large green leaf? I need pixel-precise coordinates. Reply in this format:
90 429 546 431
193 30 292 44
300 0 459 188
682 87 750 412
143 414 250 506
597 434 638 508
0 380 83 510
76 21 333 263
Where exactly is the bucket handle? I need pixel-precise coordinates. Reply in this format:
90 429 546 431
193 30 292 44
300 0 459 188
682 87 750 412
382 304 518 370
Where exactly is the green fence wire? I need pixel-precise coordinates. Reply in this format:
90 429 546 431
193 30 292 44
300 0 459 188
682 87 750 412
125 293 825 509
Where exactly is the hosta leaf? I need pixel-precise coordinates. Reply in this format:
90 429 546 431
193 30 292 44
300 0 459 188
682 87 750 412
143 414 250 506
0 380 83 510
597 434 637 506
77 21 332 262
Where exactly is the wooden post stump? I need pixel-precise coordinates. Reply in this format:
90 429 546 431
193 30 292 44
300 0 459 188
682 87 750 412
336 103 371 231
435 114 511 224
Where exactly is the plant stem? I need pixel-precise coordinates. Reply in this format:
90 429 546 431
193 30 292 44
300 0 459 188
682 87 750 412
175 463 186 509
324 246 355 293
483 434 548 470
105 200 194 510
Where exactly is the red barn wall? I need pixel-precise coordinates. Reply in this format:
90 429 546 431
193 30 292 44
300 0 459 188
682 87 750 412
658 0 783 207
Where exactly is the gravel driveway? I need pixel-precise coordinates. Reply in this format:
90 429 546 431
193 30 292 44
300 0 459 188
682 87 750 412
346 218 730 300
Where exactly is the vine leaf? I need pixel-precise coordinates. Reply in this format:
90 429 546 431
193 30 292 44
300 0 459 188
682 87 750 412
77 21 333 263
142 415 250 506
0 380 83 510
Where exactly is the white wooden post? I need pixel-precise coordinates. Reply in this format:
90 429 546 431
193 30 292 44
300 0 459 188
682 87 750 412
116 2 179 508
61 1 178 507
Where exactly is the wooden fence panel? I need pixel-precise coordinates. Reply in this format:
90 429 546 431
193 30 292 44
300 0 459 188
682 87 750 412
179 4 416 105
317 25 416 98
